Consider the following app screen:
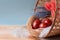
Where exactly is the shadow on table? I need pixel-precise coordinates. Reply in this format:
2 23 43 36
40 35 60 40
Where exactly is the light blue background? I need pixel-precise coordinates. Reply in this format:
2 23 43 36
0 0 36 25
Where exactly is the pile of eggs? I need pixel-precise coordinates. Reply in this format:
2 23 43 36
32 18 52 29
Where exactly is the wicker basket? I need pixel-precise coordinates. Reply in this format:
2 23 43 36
27 0 60 37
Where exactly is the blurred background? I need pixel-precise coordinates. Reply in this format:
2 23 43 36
0 0 36 25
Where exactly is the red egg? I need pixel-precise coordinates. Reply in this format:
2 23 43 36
42 18 52 26
32 19 41 29
39 23 47 28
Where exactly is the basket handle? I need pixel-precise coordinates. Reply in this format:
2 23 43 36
34 0 39 12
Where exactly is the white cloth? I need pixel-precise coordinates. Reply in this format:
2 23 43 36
0 25 30 38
